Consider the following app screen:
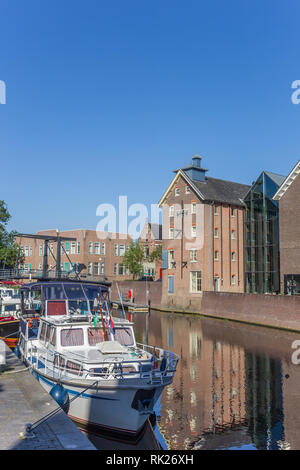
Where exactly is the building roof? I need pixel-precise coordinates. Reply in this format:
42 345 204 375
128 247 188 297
149 223 162 240
273 160 300 201
158 168 250 207
264 171 286 187
191 175 250 206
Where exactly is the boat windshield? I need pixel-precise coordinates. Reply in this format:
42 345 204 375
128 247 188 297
43 284 66 300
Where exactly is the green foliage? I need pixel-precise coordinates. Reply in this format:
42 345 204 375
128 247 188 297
122 240 144 280
0 200 23 268
149 244 162 262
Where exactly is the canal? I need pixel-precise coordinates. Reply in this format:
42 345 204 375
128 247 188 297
130 309 300 451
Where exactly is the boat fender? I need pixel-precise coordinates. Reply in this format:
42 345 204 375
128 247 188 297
50 384 70 413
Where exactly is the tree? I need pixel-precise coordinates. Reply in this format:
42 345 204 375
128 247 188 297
122 240 144 280
0 200 23 268
149 244 162 262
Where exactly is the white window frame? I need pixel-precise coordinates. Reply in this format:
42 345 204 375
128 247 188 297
190 249 197 263
190 271 202 293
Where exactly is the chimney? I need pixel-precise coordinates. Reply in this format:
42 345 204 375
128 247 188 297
184 154 208 182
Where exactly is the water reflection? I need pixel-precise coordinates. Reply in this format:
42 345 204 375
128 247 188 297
132 310 300 450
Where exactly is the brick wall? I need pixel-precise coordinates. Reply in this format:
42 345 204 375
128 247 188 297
279 171 300 291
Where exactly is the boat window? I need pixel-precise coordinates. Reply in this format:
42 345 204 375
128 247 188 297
64 285 85 299
45 325 51 343
114 328 134 347
50 328 56 346
61 328 84 347
43 284 66 300
54 355 65 368
32 288 41 300
88 328 105 345
47 301 67 316
66 361 82 376
4 304 17 312
68 300 89 315
82 285 102 300
40 322 46 341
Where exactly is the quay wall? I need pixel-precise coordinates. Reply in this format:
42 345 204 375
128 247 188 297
112 281 300 332
110 280 162 307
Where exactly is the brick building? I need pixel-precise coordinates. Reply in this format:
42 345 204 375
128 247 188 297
159 155 250 309
16 229 133 282
139 219 162 280
273 160 300 294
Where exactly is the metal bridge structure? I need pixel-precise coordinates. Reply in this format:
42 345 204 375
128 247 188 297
0 232 107 284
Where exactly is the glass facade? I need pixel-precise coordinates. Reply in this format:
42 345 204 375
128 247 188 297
244 172 282 294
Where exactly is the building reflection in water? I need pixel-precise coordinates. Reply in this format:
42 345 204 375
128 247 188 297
132 310 300 450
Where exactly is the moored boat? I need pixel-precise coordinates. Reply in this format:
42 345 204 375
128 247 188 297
17 279 179 436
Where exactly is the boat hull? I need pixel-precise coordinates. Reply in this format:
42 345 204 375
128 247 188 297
29 366 164 436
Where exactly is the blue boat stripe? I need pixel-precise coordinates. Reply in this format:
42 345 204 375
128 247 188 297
37 373 119 401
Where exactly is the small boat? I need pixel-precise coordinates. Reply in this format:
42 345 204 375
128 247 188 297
0 294 21 346
17 280 179 437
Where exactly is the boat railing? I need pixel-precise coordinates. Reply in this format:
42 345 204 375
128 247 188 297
27 343 179 384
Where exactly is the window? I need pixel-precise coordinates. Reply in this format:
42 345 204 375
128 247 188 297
89 242 93 254
168 250 175 269
169 227 174 239
175 188 180 196
114 244 118 256
50 243 54 255
191 202 196 214
119 244 125 256
88 328 105 345
231 207 235 217
114 263 118 275
185 186 191 194
77 242 80 254
61 328 84 347
66 361 82 376
191 225 196 237
39 245 43 256
24 246 29 257
214 228 219 238
144 246 149 258
94 242 100 254
232 251 236 261
114 328 134 346
190 271 202 293
71 242 76 254
190 249 197 262
65 242 70 254
101 263 105 275
169 205 174 217
214 206 218 215
93 262 99 275
231 274 236 285
119 264 125 275
29 245 32 256
101 242 105 255
88 262 92 274
231 230 236 240
168 275 174 294
214 250 219 261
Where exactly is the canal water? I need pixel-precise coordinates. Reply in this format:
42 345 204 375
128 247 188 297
79 309 300 451
132 309 300 451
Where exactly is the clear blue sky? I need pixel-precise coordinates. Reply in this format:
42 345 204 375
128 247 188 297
1 0 300 233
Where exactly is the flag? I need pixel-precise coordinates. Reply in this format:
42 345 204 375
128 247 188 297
93 311 99 327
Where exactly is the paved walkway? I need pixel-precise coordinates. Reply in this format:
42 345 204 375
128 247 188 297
0 340 96 450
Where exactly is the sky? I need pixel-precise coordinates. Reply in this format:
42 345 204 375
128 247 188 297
1 0 300 234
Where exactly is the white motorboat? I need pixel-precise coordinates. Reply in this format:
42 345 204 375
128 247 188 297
17 280 179 436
